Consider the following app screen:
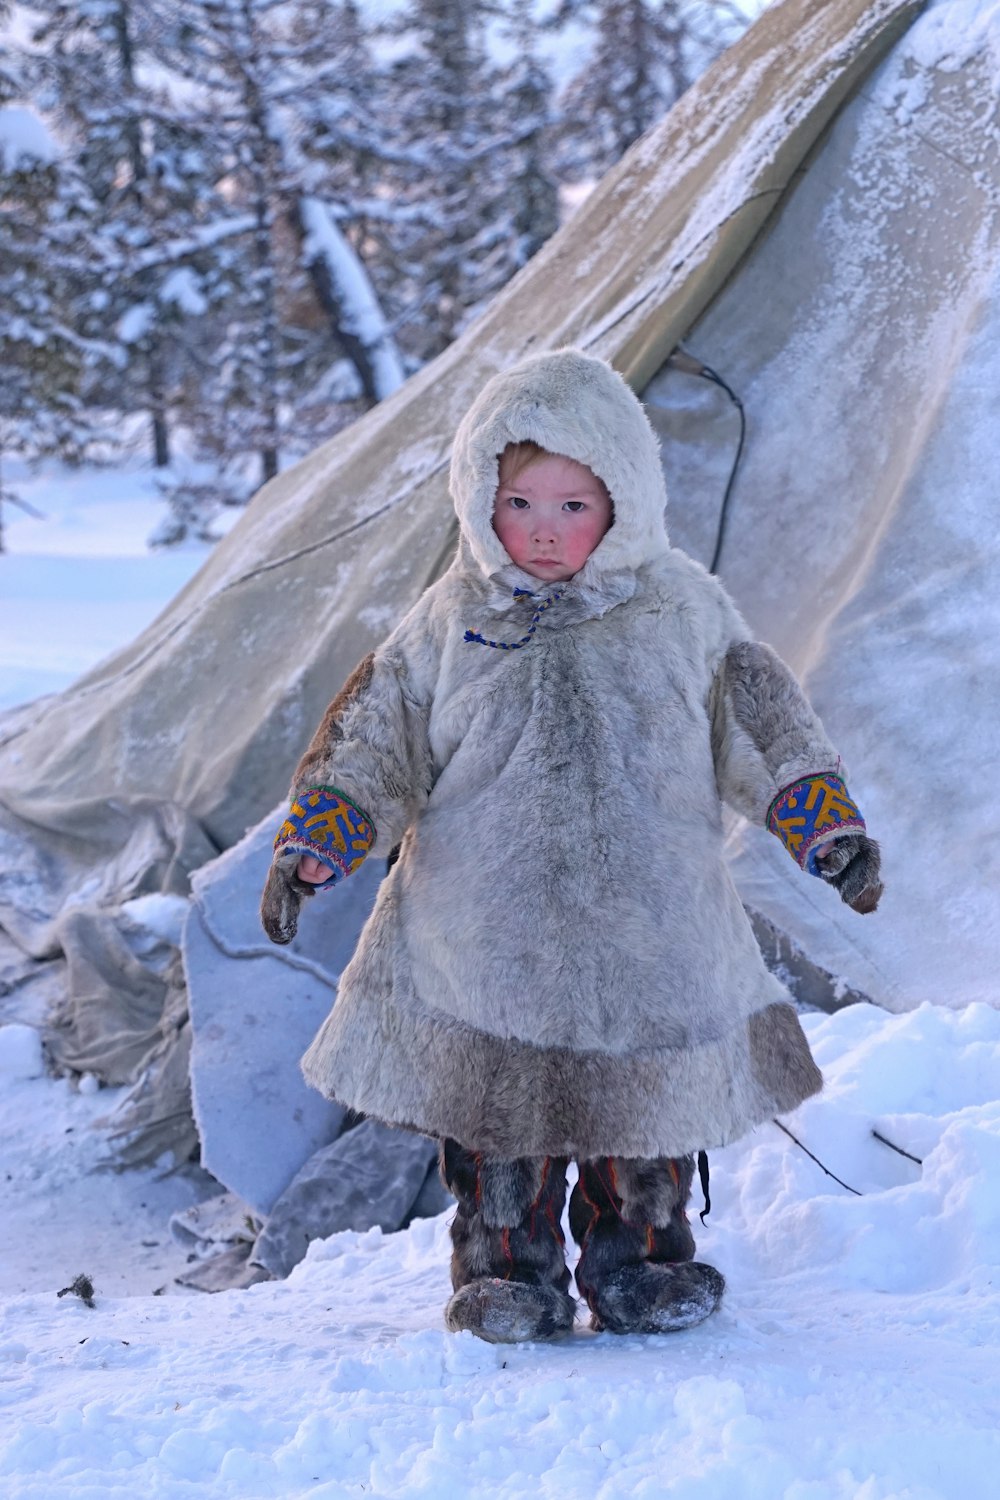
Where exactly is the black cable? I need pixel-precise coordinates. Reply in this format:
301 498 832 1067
871 1128 923 1166
665 346 746 575
772 1119 862 1196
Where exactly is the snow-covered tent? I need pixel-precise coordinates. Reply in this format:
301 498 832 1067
3 0 998 1259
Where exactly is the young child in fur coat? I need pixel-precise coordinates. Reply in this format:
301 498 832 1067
260 349 882 1344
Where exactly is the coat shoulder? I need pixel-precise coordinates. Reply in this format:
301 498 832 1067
639 547 748 649
387 565 467 654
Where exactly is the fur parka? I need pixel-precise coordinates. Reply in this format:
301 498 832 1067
280 350 834 1160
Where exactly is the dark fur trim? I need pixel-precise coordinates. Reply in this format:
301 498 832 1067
748 1003 824 1102
304 999 822 1160
293 652 376 786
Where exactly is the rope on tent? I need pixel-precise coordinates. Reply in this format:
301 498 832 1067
665 346 746 575
708 1122 926 1216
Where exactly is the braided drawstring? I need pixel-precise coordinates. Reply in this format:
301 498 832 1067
463 586 565 650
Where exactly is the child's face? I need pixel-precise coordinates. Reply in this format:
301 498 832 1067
492 451 613 582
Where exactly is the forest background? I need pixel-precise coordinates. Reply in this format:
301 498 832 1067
0 0 755 550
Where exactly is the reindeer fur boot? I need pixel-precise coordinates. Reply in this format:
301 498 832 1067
571 1154 724 1335
440 1141 577 1344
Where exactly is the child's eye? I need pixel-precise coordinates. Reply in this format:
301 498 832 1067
563 500 585 513
509 496 529 509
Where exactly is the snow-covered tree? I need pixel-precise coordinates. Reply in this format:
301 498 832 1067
380 0 550 362
0 3 18 107
154 0 404 515
551 0 747 180
291 0 408 405
25 0 233 468
497 0 560 269
0 69 115 546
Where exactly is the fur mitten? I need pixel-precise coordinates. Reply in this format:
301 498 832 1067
260 850 318 945
813 832 883 914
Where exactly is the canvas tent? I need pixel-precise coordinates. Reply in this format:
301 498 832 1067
3 0 999 1263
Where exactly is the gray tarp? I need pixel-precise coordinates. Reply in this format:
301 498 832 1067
184 816 383 1213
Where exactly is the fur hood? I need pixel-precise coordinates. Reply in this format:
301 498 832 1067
449 350 671 601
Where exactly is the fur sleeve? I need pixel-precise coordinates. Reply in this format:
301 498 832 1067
288 608 438 857
709 637 843 826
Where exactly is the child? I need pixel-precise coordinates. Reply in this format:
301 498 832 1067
260 350 882 1344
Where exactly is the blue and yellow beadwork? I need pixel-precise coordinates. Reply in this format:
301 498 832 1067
767 773 866 876
274 785 376 887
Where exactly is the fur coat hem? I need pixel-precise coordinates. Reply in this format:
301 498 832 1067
301 995 822 1159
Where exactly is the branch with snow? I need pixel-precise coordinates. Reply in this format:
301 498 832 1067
297 196 405 405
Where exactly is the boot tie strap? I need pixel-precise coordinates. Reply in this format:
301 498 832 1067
697 1150 712 1223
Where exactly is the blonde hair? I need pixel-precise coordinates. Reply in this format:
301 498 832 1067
497 441 549 486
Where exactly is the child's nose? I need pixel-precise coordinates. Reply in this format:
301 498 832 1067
531 518 558 541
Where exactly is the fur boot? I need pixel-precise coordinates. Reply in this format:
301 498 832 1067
570 1154 724 1334
440 1140 577 1343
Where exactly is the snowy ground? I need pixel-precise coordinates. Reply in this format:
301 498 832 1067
2 1000 999 1497
0 1027 222 1301
0 459 215 713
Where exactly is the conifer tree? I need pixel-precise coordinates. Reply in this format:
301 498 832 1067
498 0 560 268
0 33 110 546
289 0 407 406
380 0 531 362
551 0 745 180
155 0 404 514
25 0 233 469
0 4 16 106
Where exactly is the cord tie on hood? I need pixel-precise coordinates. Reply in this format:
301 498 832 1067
463 587 565 650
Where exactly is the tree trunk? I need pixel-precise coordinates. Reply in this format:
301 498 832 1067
240 0 282 483
152 411 170 469
294 196 405 406
149 341 171 467
115 0 173 469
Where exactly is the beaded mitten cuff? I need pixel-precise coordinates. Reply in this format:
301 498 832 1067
273 785 376 889
766 773 866 877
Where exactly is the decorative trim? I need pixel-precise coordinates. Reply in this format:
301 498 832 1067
767 772 865 876
274 785 376 886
